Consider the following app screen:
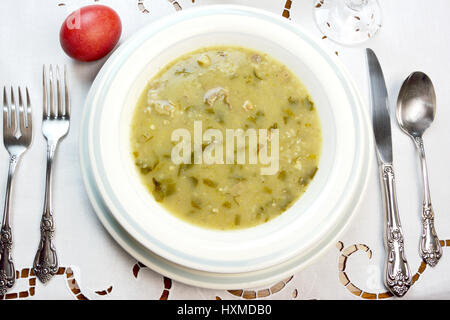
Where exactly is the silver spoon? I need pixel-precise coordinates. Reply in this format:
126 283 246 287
396 71 442 267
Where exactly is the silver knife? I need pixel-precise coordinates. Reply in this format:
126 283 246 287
366 48 411 297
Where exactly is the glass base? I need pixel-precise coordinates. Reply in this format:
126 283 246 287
314 0 381 46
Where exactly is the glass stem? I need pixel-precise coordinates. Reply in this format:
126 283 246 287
345 0 368 11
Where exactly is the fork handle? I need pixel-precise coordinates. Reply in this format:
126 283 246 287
33 142 58 283
0 156 18 295
33 213 58 283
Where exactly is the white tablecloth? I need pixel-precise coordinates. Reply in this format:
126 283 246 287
0 0 449 300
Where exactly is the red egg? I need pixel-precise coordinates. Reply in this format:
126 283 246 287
60 5 122 62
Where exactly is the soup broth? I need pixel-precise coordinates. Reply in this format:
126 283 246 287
131 46 322 230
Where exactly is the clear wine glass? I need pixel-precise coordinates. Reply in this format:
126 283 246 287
313 0 382 45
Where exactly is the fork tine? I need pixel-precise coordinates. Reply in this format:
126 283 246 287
3 86 9 131
64 65 70 117
56 65 63 118
18 87 26 133
26 87 32 130
10 87 16 132
49 65 55 118
43 65 48 119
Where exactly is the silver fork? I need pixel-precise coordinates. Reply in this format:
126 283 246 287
0 87 33 295
33 65 70 283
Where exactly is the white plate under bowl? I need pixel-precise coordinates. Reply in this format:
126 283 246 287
80 54 373 289
82 5 373 274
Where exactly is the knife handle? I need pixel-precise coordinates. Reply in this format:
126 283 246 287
379 163 411 297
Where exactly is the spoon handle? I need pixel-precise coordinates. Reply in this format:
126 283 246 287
380 163 411 297
414 136 442 266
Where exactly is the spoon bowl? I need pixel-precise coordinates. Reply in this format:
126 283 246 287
396 72 436 138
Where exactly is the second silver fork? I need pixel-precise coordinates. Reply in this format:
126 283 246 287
33 65 70 283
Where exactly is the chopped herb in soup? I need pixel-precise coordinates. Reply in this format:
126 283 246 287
131 46 322 230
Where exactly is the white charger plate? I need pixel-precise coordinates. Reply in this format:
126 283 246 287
81 5 373 274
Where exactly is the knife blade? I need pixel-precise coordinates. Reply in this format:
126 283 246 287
366 48 393 164
366 48 411 297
